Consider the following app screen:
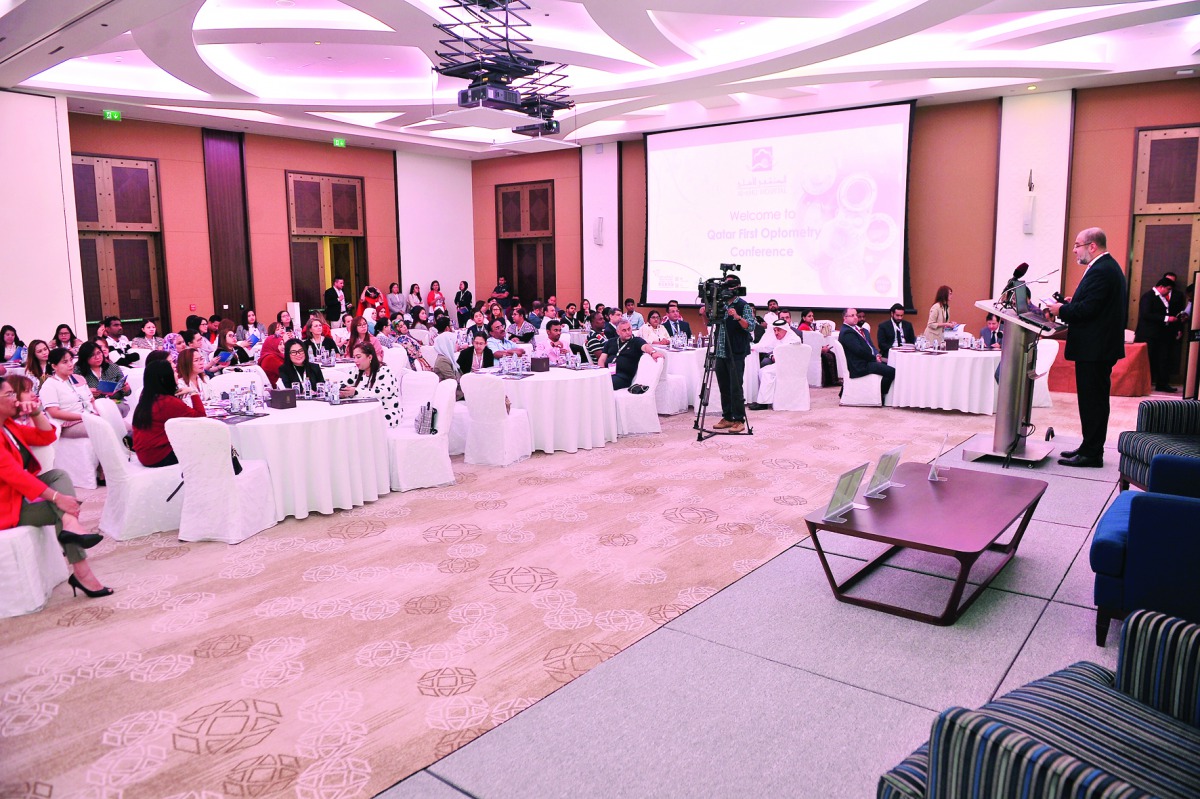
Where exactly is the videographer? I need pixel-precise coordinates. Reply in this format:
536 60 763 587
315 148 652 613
711 274 755 432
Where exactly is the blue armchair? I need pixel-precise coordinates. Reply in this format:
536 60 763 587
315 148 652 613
1091 454 1200 645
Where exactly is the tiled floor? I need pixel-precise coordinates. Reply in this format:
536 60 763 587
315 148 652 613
380 433 1125 798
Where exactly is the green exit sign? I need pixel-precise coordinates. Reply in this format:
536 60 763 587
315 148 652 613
333 138 346 148
103 109 122 121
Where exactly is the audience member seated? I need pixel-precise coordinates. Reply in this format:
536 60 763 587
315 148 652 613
465 311 489 341
979 312 1002 349
339 343 401 427
431 331 464 400
507 308 538 344
2 325 25 363
236 309 266 344
487 320 526 358
535 319 586 365
797 309 817 331
258 331 286 388
748 320 802 409
562 303 581 329
302 317 338 361
1 375 110 598
598 320 664 390
457 332 495 377
176 349 209 397
130 319 165 350
53 323 83 356
76 340 131 417
357 285 388 328
585 312 608 362
346 315 386 363
574 301 592 329
24 340 51 393
838 307 894 402
40 348 98 437
663 306 692 339
211 324 253 372
276 310 296 338
411 306 431 332
877 303 916 360
391 319 432 371
278 339 326 390
623 298 645 330
132 359 205 468
98 317 136 367
638 311 671 345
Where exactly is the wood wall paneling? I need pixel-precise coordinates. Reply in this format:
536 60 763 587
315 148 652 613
202 129 254 318
111 165 154 225
73 162 99 224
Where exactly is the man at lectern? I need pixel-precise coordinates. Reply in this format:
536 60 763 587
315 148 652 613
1045 227 1127 468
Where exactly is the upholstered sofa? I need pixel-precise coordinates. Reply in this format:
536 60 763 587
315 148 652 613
878 610 1200 799
1091 454 1200 645
1117 399 1200 490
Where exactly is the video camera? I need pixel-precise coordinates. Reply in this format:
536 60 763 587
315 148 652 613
698 263 747 324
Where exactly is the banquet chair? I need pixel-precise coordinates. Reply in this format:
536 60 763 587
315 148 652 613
127 348 155 366
165 418 276 544
387 379 457 492
831 341 883 407
49 418 99 490
801 331 826 387
449 401 469 456
656 363 690 416
0 524 68 618
420 345 438 366
460 373 532 466
771 343 812 412
615 355 665 435
383 347 411 372
409 328 431 345
93 398 128 442
82 413 183 539
1031 338 1059 408
400 370 439 424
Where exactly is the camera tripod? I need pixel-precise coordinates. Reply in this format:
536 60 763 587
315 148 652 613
694 326 754 441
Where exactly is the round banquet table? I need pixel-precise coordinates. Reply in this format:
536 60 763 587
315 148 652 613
227 401 390 520
656 347 761 407
500 368 617 454
318 362 357 385
885 348 1001 415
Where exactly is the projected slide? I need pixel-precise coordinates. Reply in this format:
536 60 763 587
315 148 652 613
645 104 912 311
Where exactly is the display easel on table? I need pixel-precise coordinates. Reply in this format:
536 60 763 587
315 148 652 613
962 298 1058 465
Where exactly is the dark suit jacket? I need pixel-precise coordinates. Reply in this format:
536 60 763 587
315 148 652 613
324 286 348 323
1058 253 1127 363
663 318 692 338
1134 288 1173 343
457 347 495 374
979 327 1001 349
838 324 879 378
876 319 915 358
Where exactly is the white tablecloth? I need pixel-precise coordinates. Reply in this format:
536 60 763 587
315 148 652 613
886 348 1001 415
501 368 616 454
228 401 390 520
657 347 761 406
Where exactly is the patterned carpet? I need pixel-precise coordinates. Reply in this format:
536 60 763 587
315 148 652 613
0 388 1138 799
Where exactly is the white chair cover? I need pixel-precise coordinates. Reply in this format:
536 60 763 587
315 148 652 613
93 398 128 442
832 340 883 407
460 373 533 466
614 355 664 435
420 345 438 366
399 370 439 423
127 348 155 366
1032 338 1059 409
409 328 431 345
387 379 457 492
383 347 411 372
82 414 183 539
165 418 276 544
656 369 690 416
449 401 469 456
801 331 826 387
0 525 69 617
771 343 812 412
49 424 99 490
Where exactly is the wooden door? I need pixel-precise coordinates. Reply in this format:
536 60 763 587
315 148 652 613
78 233 162 329
290 238 324 321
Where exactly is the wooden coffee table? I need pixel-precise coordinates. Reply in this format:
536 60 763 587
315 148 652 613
803 463 1047 625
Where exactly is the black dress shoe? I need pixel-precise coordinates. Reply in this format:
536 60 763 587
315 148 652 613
58 530 103 549
1058 453 1103 468
747 402 770 411
1155 385 1178 393
1059 448 1079 459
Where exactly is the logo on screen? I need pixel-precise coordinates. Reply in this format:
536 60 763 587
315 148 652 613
751 147 773 172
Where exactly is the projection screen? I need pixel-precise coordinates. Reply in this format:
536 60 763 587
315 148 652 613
644 103 914 311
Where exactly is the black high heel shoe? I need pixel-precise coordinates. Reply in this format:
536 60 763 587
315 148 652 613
68 574 113 598
58 530 103 549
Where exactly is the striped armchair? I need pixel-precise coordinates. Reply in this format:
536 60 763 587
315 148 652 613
1117 399 1200 490
878 610 1200 799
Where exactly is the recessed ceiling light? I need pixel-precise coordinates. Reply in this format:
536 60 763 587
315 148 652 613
1026 85 1036 90
739 21 746 26
1177 68 1195 76
276 0 295 5
314 41 321 45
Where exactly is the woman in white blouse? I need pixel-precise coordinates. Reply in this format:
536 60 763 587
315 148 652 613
339 342 402 428
638 310 671 345
40 348 97 438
